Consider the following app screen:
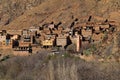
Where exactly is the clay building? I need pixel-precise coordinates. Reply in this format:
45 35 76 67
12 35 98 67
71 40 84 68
6 34 11 46
93 25 101 33
45 34 56 40
11 34 20 40
43 28 51 34
22 29 29 36
20 29 34 47
7 30 21 35
91 33 104 42
99 24 110 32
29 26 39 37
29 26 39 32
57 35 67 46
0 35 6 46
39 26 44 30
39 35 45 46
42 39 55 48
0 31 6 41
56 35 70 49
81 28 92 41
53 29 62 35
58 26 63 30
76 35 82 52
100 24 109 29
0 30 12 47
70 33 82 52
48 24 55 29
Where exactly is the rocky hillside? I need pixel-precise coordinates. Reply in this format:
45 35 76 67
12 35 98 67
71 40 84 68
0 0 46 27
0 0 120 30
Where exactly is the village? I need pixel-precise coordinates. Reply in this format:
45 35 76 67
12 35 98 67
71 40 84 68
0 16 117 56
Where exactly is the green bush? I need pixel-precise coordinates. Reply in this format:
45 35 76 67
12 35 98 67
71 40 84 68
0 55 10 62
83 45 96 56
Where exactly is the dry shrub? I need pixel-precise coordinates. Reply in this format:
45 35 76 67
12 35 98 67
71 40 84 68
66 44 76 53
0 53 119 80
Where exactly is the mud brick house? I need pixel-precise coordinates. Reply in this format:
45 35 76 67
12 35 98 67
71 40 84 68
13 44 32 56
58 26 63 30
63 32 69 37
69 28 74 36
93 25 101 33
53 29 62 35
70 33 82 52
99 24 110 32
70 36 76 44
43 27 51 34
29 26 39 32
0 35 6 42
21 35 33 44
20 29 34 46
41 29 56 47
19 41 31 47
39 35 45 45
108 21 118 27
0 30 7 35
29 31 37 37
45 34 56 40
39 26 44 30
76 35 82 52
74 24 82 32
0 30 6 36
0 36 12 47
1 40 12 47
6 34 11 45
0 31 3 35
10 29 34 49
7 35 20 48
7 30 21 35
22 29 29 36
83 26 87 29
64 28 70 32
61 29 70 36
55 26 64 34
92 33 104 42
0 35 6 46
5 30 20 47
42 39 55 48
48 24 55 29
0 30 12 47
29 26 39 37
100 24 109 29
86 22 95 27
37 30 41 35
11 35 20 40
81 28 92 41
56 35 68 49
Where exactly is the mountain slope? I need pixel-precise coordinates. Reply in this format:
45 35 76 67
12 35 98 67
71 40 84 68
0 0 120 30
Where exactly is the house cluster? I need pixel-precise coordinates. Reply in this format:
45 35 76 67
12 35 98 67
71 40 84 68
0 16 117 55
